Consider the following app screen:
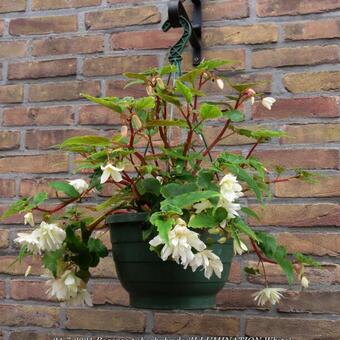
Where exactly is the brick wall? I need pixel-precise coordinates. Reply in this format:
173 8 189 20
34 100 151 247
0 0 339 339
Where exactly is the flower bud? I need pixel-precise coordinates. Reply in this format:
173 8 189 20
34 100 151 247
301 276 309 289
131 114 143 130
146 85 154 96
24 212 35 227
121 125 128 137
156 77 165 89
216 78 224 90
25 265 32 277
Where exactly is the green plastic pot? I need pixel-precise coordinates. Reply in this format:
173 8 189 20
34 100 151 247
107 212 233 309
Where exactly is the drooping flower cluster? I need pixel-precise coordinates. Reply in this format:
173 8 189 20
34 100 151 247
149 218 223 279
253 287 286 306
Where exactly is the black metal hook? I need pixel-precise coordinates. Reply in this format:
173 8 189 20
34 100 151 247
163 0 202 67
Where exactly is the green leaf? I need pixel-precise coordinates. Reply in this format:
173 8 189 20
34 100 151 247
229 82 257 93
179 69 201 85
42 249 63 277
60 135 111 148
188 212 218 228
32 192 49 206
88 238 108 258
293 253 322 268
134 96 155 111
233 218 258 241
161 182 198 199
156 92 181 107
244 266 260 275
199 103 222 120
159 64 177 76
241 207 260 221
197 169 217 190
0 198 29 220
49 181 80 198
124 72 147 81
198 59 234 70
145 119 189 128
150 212 174 243
136 178 161 196
81 94 124 113
175 80 193 103
224 109 244 122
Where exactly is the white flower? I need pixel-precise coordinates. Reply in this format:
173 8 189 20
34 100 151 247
121 125 128 137
47 270 81 301
100 163 124 184
68 289 93 307
301 276 309 289
149 218 206 268
216 78 224 90
14 230 41 254
156 176 164 184
190 249 223 279
262 97 276 110
193 200 213 214
25 265 32 277
233 239 248 255
253 287 286 306
218 198 241 219
68 179 89 194
38 221 66 252
24 212 35 227
219 173 243 202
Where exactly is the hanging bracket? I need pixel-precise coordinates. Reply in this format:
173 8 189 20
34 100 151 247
162 0 202 67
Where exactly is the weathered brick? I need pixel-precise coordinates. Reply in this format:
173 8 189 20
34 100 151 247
32 0 100 10
203 24 278 46
3 106 74 126
8 332 88 340
105 80 146 98
250 203 340 227
0 153 68 174
85 6 160 30
0 230 9 248
257 0 340 17
28 80 100 102
0 41 28 58
275 176 340 198
246 317 340 339
0 304 59 328
20 178 70 198
66 309 146 332
0 0 26 13
0 84 24 104
276 232 340 257
79 105 121 125
284 71 340 93
91 282 129 306
285 19 340 41
83 55 158 77
154 313 240 336
0 131 20 150
253 96 340 120
8 59 76 80
202 0 248 20
9 15 77 36
278 291 340 314
25 128 98 149
0 179 16 197
32 35 104 56
90 257 117 278
254 148 339 169
10 279 54 301
0 21 4 36
281 123 340 144
253 45 339 68
0 256 43 276
0 280 5 299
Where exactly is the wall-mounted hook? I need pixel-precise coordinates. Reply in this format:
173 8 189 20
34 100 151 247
162 0 202 67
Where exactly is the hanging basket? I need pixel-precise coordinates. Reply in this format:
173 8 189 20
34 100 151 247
107 212 233 309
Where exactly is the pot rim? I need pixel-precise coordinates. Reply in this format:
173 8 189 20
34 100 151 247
106 212 149 224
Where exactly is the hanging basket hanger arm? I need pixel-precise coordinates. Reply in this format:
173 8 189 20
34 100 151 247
162 0 202 66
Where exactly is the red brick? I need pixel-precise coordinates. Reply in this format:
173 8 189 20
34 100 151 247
0 41 28 58
28 80 100 102
0 153 68 174
257 0 340 17
253 45 339 68
91 282 129 306
275 176 340 198
0 21 4 36
79 105 122 125
284 71 340 93
0 0 26 13
154 313 240 336
285 19 340 41
0 179 16 197
0 131 20 150
253 96 340 120
105 80 146 98
20 178 69 198
10 279 54 301
246 317 340 339
250 203 340 227
25 128 98 149
203 24 278 46
85 6 160 30
9 15 77 36
0 304 59 328
202 0 248 20
3 106 74 126
0 230 9 248
0 256 43 275
254 148 339 169
0 84 24 104
8 59 76 80
0 280 5 299
32 0 100 10
66 309 146 332
90 257 117 278
83 55 158 77
32 35 104 56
